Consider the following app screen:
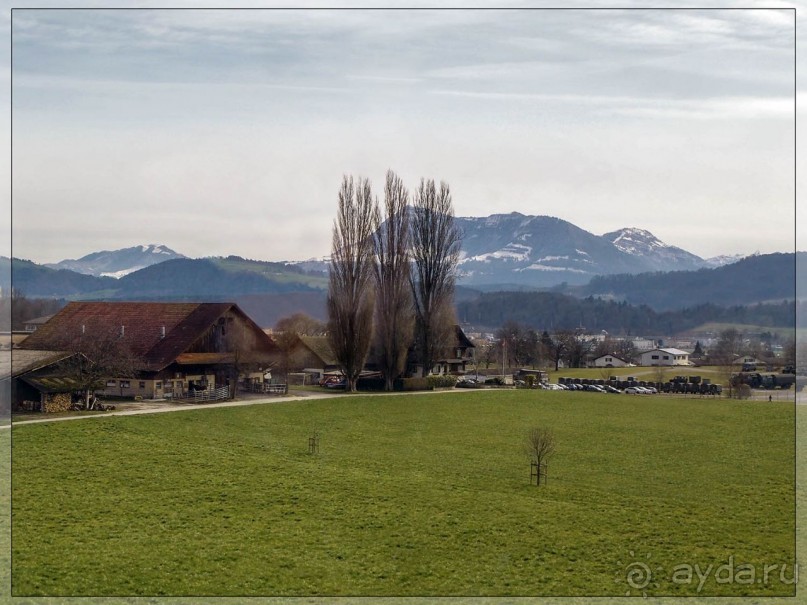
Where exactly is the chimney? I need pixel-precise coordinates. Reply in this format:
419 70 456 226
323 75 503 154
120 325 125 338
81 324 85 335
160 326 166 339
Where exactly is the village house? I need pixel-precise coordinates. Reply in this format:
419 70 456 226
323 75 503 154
638 347 692 367
270 325 476 380
406 325 476 378
266 332 341 384
591 354 630 368
17 301 279 400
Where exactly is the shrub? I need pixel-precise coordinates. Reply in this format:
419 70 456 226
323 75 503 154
427 375 457 389
736 384 752 400
398 378 433 392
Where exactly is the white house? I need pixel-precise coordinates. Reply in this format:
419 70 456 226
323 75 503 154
592 354 630 368
639 348 691 367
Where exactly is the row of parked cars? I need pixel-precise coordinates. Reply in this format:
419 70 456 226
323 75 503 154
541 382 657 394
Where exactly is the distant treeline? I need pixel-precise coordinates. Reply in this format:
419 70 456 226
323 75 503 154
580 252 803 310
456 291 799 333
0 293 66 332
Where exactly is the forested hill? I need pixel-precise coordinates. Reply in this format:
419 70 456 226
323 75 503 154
456 291 797 333
579 252 802 310
0 256 327 299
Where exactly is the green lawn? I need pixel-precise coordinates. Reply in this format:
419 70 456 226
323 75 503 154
10 391 795 597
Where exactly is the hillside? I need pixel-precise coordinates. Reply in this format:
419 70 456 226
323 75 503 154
456 291 797 334
581 252 802 311
0 258 117 298
1 256 328 301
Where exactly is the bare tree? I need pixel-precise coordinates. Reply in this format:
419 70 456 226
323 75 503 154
327 175 377 393
712 328 743 398
525 427 556 485
472 338 495 370
410 178 461 376
275 313 326 337
615 338 638 365
547 330 575 371
59 327 137 409
373 170 414 391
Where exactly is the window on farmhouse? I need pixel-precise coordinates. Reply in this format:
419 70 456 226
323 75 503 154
651 355 659 360
139 381 145 389
156 381 162 389
106 380 116 387
120 381 130 388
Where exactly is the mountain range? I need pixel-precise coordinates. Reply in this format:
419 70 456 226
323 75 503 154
30 214 743 287
3 212 799 328
453 213 739 287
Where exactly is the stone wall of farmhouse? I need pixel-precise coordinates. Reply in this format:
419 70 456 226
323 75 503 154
42 392 72 413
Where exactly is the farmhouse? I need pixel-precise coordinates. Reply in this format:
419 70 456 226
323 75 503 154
639 348 691 367
17 302 279 400
267 333 340 383
591 354 630 368
407 325 476 377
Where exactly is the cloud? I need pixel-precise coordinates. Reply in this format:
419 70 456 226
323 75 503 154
429 89 793 120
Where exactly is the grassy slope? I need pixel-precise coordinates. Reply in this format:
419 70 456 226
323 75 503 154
10 392 795 598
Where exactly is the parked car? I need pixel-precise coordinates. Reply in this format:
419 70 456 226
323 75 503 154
604 385 621 394
586 384 606 393
624 386 643 394
319 375 344 387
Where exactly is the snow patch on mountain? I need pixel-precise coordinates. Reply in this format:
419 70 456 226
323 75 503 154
461 243 532 264
520 264 588 273
703 253 748 268
101 266 146 279
47 244 185 278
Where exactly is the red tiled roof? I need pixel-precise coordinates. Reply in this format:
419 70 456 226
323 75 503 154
17 301 278 372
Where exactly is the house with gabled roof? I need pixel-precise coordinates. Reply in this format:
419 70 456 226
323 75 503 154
591 354 630 368
638 347 691 367
17 301 279 400
406 325 476 377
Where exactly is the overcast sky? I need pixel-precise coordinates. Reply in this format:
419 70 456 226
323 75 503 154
7 4 799 264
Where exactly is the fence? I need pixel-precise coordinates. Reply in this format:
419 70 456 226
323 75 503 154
188 386 230 403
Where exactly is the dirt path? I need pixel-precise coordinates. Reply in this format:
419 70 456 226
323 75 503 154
4 387 478 428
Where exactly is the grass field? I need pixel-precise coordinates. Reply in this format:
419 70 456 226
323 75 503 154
10 391 795 597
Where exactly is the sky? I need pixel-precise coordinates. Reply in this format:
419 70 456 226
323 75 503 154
5 3 800 264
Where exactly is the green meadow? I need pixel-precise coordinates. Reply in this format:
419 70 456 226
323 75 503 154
10 391 795 597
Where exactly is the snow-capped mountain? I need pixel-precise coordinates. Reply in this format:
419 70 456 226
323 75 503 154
603 227 704 272
46 244 186 278
455 213 721 287
702 253 750 268
278 213 744 287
